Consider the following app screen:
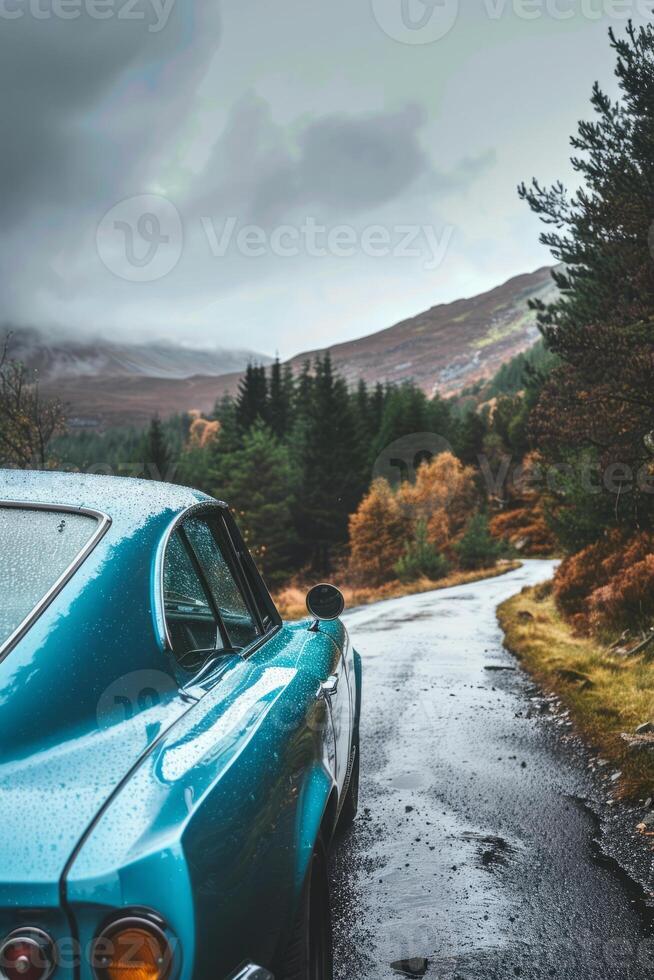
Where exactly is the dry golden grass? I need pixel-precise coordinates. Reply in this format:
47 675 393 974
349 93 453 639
498 586 654 800
274 560 521 622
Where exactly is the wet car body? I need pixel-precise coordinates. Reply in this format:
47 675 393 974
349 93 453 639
0 471 361 980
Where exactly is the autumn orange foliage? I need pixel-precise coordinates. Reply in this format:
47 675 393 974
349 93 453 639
553 538 612 626
348 478 412 586
187 412 220 449
397 452 478 554
489 505 555 556
489 451 557 556
554 531 654 633
347 453 482 583
588 555 654 632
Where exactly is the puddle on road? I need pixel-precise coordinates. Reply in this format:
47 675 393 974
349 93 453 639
390 771 430 791
430 594 475 601
358 611 438 632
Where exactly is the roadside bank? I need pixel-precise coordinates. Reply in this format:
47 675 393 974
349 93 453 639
499 582 654 901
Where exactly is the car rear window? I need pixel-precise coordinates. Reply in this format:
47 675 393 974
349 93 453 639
0 506 100 649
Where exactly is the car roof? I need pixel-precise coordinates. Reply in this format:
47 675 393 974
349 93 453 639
0 469 215 520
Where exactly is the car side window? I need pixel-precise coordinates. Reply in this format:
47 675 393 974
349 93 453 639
163 530 222 660
183 516 261 651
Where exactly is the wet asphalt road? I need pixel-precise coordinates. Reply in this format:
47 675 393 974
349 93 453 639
331 560 654 980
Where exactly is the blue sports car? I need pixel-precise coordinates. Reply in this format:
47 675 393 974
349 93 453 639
0 471 362 980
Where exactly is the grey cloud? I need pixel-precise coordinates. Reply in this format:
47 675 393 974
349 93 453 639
447 151 498 190
189 95 492 227
0 2 222 223
0 0 569 355
296 104 430 210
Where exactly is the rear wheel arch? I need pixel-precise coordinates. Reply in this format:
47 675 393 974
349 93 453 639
290 765 331 889
276 831 333 980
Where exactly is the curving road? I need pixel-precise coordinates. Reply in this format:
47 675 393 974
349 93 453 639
332 560 654 980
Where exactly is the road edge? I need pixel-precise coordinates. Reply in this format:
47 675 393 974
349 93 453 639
497 582 654 913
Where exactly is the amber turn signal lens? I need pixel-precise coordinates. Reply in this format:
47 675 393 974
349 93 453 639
93 922 172 980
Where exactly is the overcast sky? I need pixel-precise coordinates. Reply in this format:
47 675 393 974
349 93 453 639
1 0 648 358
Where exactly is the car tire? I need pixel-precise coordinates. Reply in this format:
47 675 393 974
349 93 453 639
336 740 359 834
278 837 333 980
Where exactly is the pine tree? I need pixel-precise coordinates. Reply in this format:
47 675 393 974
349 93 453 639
370 383 433 464
351 378 376 490
454 513 504 570
394 520 450 583
369 382 388 437
214 421 298 584
235 363 268 432
205 396 243 501
213 396 240 452
294 360 314 414
354 379 372 446
429 394 453 445
454 408 487 466
519 21 654 537
144 416 172 481
291 353 363 571
519 22 654 344
268 358 294 438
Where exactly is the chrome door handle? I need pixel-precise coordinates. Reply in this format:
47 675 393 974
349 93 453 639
319 674 339 699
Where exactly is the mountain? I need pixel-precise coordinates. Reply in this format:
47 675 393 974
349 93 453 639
286 265 557 396
9 328 270 383
2 328 270 427
23 266 555 427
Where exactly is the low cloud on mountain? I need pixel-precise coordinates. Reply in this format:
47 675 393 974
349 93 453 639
0 0 637 356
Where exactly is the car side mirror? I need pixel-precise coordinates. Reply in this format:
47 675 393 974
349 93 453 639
306 583 345 622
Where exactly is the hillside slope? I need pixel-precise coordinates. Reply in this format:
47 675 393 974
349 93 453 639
26 265 555 426
286 265 556 396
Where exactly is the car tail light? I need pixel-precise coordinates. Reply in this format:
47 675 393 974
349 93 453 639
0 929 54 980
92 916 173 980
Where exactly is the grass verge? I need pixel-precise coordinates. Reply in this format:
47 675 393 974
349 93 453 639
274 560 522 622
498 584 654 801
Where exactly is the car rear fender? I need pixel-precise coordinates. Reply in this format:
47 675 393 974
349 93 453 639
294 764 337 887
66 623 337 977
